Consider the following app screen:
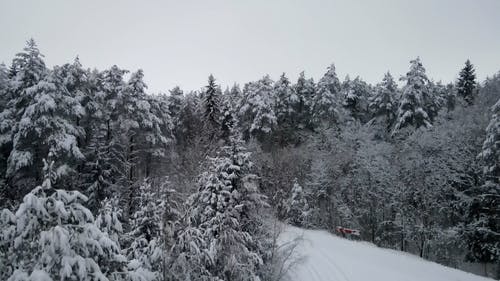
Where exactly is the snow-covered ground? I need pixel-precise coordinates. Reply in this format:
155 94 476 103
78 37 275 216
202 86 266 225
281 226 493 281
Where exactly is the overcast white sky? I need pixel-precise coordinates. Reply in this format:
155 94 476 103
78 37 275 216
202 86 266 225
1 0 499 93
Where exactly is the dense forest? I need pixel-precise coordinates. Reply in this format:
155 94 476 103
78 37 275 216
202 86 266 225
0 39 498 280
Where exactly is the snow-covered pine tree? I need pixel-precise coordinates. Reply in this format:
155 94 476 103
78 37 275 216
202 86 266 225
239 75 277 141
227 83 242 112
0 39 47 197
392 57 434 134
273 73 299 145
169 129 269 281
168 86 184 123
274 73 296 124
58 58 91 174
0 207 16 280
0 63 11 204
313 64 341 125
343 76 371 122
142 94 174 178
369 72 397 129
121 70 151 183
426 80 444 122
456 59 477 105
479 99 500 183
126 180 166 280
293 71 315 129
96 197 123 245
7 66 84 194
0 62 9 111
220 94 236 142
203 74 222 139
8 38 46 92
465 98 500 272
286 178 310 227
82 66 129 209
1 159 128 281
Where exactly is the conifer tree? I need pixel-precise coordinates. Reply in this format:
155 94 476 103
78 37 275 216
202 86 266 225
456 59 477 105
1 159 127 280
313 64 341 124
220 95 236 142
293 72 315 129
393 57 434 133
169 129 268 281
83 66 128 207
0 39 47 191
168 86 184 122
0 63 9 111
273 73 298 144
239 75 277 140
274 73 297 124
465 98 500 272
7 66 84 193
286 179 310 227
369 72 397 128
127 180 166 280
203 74 221 137
0 63 11 202
343 76 371 122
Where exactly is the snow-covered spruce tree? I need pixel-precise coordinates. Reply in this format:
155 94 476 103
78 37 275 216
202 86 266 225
0 63 11 205
82 66 130 209
168 86 184 122
456 59 477 105
96 197 123 245
465 98 500 274
239 75 277 141
120 70 151 183
285 178 310 227
226 84 243 112
220 94 236 142
369 72 397 129
58 58 92 174
203 74 222 139
0 207 16 279
126 180 170 280
7 66 84 193
392 57 434 134
343 76 371 122
142 93 174 179
293 71 315 130
0 62 9 112
2 39 47 140
0 39 47 196
169 130 269 281
273 73 299 145
479 98 500 183
312 63 341 125
2 159 128 281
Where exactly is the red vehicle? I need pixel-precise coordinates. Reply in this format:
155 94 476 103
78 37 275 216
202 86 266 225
336 226 360 238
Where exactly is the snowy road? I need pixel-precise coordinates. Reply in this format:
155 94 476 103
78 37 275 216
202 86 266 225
281 226 492 281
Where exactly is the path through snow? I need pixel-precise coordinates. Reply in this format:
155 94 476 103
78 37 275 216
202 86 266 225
281 226 492 281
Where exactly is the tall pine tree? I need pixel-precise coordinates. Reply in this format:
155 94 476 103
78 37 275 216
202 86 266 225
456 59 477 105
393 57 433 134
